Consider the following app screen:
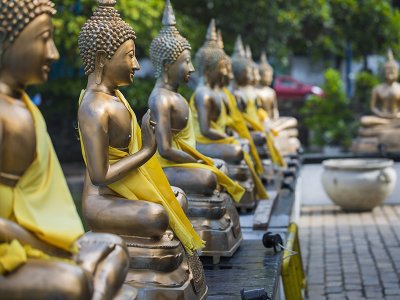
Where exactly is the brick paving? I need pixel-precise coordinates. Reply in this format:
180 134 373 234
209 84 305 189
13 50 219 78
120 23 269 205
299 205 400 300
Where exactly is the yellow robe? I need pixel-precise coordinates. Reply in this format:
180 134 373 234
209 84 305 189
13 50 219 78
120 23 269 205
156 107 245 203
78 90 204 254
243 98 286 168
0 92 84 273
189 93 268 199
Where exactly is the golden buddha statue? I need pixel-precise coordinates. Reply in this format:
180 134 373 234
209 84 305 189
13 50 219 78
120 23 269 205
0 1 135 299
148 1 243 264
353 49 400 153
77 0 207 297
256 51 300 155
191 20 269 211
231 36 286 167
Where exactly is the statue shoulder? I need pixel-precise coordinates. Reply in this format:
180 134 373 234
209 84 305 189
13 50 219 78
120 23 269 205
148 88 173 112
78 91 114 123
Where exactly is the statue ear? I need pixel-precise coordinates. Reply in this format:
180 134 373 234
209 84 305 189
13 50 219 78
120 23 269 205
95 50 107 85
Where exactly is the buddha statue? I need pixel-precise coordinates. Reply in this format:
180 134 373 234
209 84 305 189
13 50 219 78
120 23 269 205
0 1 136 299
148 1 243 264
256 51 300 155
353 49 400 153
190 20 269 210
77 0 207 297
231 36 286 167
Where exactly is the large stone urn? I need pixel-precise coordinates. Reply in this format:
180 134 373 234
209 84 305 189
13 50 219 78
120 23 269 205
321 159 396 211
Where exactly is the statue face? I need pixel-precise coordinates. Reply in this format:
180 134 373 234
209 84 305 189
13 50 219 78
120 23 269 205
221 60 233 87
166 49 195 85
207 59 227 87
260 68 273 86
103 39 140 87
384 65 398 83
0 14 59 86
252 66 261 85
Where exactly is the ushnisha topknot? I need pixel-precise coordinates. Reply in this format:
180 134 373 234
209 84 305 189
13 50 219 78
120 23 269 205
0 0 56 47
150 0 191 78
231 35 249 81
195 19 227 76
258 50 272 74
385 48 398 70
78 0 136 75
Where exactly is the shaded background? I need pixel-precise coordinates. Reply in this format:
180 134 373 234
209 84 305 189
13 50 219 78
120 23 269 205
31 0 400 161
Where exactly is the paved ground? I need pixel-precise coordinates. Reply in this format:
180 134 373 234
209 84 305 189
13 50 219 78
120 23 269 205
299 205 400 300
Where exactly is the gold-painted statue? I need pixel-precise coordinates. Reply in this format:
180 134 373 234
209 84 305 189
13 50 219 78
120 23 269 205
255 51 300 155
0 1 135 299
230 36 287 168
191 20 269 211
77 0 207 297
353 49 400 153
148 2 243 264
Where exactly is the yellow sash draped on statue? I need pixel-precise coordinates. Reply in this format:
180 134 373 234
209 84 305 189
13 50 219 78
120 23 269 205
223 88 263 174
0 92 83 273
78 90 204 254
243 99 286 168
0 92 84 252
156 106 245 203
189 93 268 199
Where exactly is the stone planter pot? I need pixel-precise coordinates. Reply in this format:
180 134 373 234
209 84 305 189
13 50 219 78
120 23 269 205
321 159 396 212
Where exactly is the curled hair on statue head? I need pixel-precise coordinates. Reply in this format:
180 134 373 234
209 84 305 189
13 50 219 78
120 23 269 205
150 0 191 78
0 0 56 58
78 0 136 75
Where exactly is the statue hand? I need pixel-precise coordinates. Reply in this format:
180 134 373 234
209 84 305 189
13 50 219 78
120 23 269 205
141 110 157 152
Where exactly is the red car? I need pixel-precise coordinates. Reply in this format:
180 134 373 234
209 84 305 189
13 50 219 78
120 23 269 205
273 75 324 101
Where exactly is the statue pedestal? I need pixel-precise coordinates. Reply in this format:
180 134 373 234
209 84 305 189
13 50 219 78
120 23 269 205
187 192 243 264
227 163 257 212
123 234 208 300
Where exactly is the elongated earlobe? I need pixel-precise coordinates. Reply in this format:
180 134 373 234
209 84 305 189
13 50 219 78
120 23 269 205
95 50 107 85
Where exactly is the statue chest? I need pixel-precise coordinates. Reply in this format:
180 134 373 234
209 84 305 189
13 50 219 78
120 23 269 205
108 103 133 149
0 105 36 174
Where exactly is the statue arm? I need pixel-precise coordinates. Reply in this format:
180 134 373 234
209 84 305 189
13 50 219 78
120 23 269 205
195 93 228 140
78 103 155 186
0 218 71 257
370 88 385 117
150 96 197 163
272 91 280 119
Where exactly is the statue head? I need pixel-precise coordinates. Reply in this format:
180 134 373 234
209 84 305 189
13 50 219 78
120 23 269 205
245 45 260 85
383 49 398 84
217 30 233 87
78 0 139 87
0 0 59 88
195 19 228 87
150 0 194 86
258 51 273 86
231 36 252 86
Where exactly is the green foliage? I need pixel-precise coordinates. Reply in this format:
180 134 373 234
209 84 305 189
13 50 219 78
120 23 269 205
353 71 380 113
301 68 354 148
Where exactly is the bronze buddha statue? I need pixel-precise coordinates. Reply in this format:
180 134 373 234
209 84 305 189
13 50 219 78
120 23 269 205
0 1 135 299
190 20 269 210
230 37 287 168
77 0 207 297
353 49 400 153
256 51 300 155
148 1 244 264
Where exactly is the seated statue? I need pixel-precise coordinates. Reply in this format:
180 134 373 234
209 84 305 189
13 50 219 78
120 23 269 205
256 51 300 155
0 1 135 299
148 2 243 263
77 0 207 297
353 49 400 153
190 21 268 210
230 36 287 168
